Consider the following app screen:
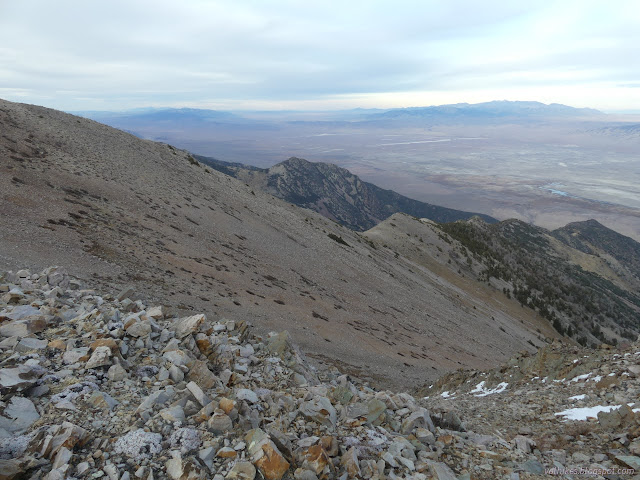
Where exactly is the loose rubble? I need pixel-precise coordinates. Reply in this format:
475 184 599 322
1 266 640 479
423 341 640 479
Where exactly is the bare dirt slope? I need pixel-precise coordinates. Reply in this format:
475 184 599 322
0 98 544 389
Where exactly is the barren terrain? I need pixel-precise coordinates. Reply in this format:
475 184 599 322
1 99 553 390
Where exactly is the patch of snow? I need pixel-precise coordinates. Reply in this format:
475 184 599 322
570 373 591 383
440 391 455 399
591 375 603 383
555 405 618 421
568 394 586 401
556 404 640 421
469 381 486 394
470 381 509 397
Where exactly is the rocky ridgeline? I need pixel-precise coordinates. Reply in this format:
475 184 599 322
1 267 639 480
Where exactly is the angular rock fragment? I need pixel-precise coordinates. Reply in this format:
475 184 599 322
246 428 290 480
208 412 233 434
85 345 112 369
0 396 40 433
226 462 256 480
187 361 217 389
299 396 336 428
173 314 205 339
0 365 41 393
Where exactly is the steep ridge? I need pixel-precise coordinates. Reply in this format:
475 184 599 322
365 214 640 348
0 98 542 390
198 155 497 231
552 219 640 280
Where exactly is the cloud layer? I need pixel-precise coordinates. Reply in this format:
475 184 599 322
1 0 639 110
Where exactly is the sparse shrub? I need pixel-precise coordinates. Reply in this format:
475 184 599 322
327 233 350 247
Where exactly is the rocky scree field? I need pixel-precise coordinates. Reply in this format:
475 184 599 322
3 267 640 480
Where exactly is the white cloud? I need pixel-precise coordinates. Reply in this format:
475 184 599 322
1 0 638 110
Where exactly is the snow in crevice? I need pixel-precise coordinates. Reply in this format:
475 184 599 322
469 381 509 397
568 394 586 401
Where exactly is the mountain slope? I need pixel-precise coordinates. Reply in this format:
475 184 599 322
552 219 640 277
0 98 545 390
365 214 640 347
199 155 497 231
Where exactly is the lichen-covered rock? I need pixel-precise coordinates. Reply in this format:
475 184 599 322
114 429 162 460
169 428 202 454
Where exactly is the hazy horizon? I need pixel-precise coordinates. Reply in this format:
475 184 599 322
66 99 617 115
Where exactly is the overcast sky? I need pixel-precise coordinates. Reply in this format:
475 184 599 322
1 0 639 112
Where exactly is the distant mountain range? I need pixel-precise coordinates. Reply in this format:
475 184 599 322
75 100 604 131
75 107 262 130
196 155 497 230
373 100 602 118
589 123 640 139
